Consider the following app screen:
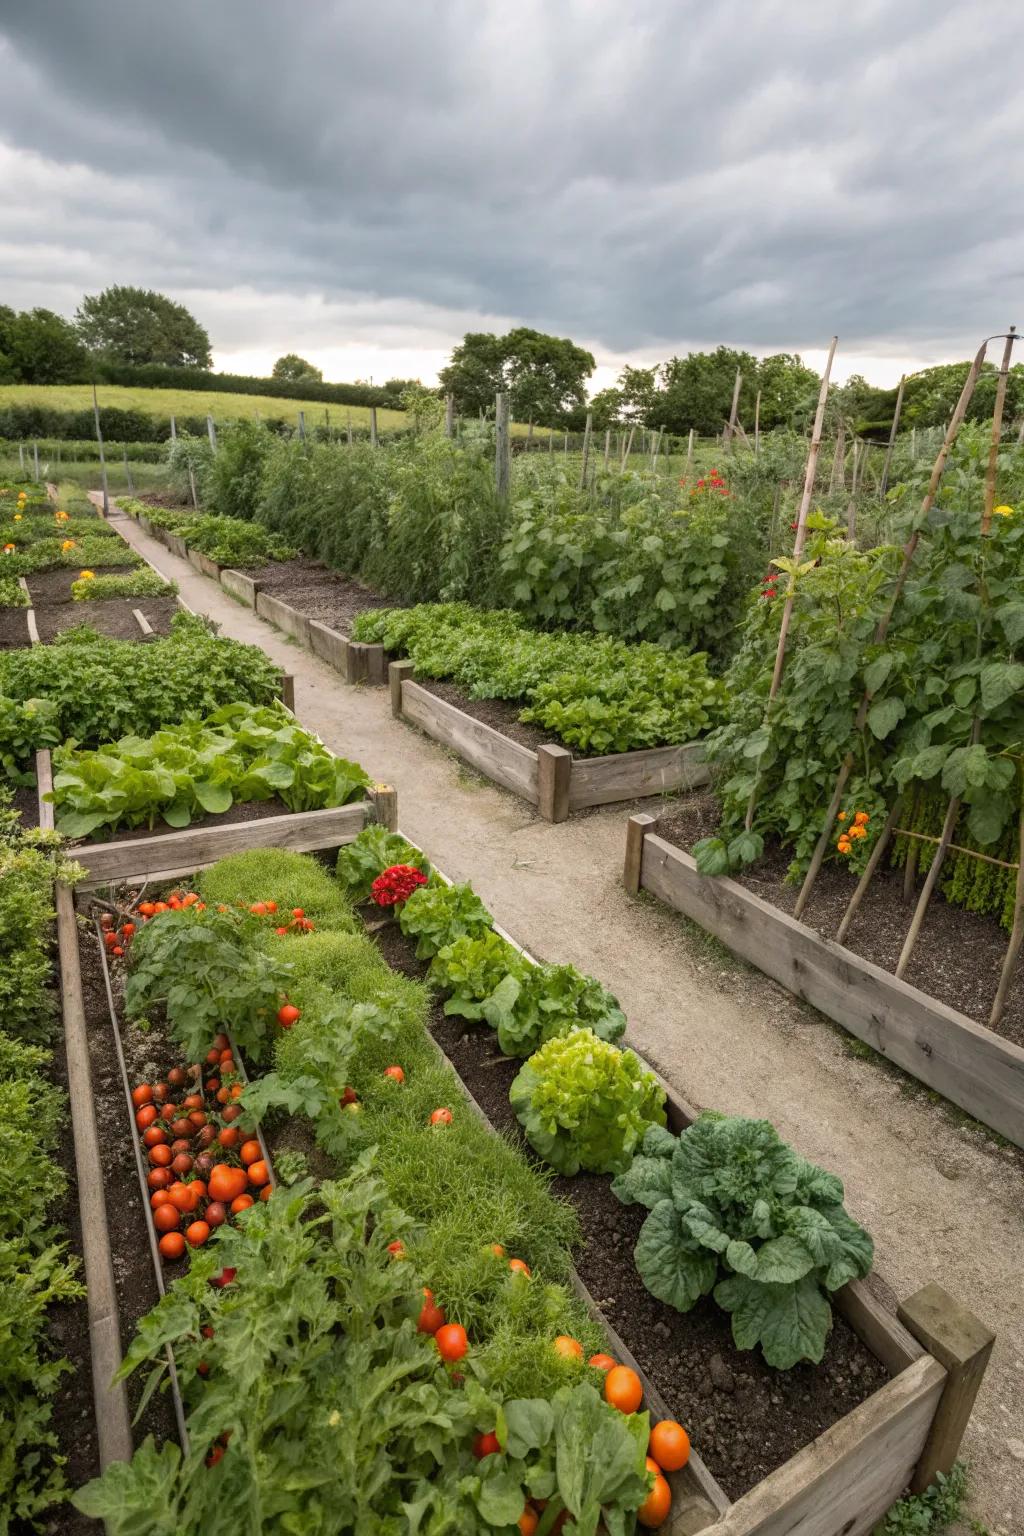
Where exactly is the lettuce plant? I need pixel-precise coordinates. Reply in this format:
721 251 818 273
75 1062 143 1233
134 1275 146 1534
336 825 431 903
611 1114 874 1369
397 879 492 959
510 1029 665 1175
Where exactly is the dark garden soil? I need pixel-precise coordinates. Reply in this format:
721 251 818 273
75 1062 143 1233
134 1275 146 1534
27 567 138 603
72 794 293 847
237 558 395 634
415 678 560 754
11 781 40 827
34 597 179 643
134 492 192 511
655 793 1024 1049
0 604 29 647
369 919 890 1501
77 930 179 1469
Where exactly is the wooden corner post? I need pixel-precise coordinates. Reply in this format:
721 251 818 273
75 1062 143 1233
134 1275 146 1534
389 658 415 719
369 783 399 832
624 813 658 894
279 672 295 711
898 1282 995 1493
536 744 572 823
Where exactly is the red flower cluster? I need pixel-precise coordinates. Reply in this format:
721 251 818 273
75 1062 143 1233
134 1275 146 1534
761 569 779 602
691 468 729 498
371 864 428 907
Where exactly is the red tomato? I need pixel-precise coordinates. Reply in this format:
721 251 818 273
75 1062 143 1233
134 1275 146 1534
185 1221 211 1248
239 1140 261 1166
230 1194 254 1214
508 1259 532 1278
147 1168 171 1191
208 1165 248 1204
473 1431 500 1459
158 1232 186 1261
148 1144 172 1167
265 901 277 914
435 1323 468 1362
142 1126 168 1148
277 1003 300 1028
384 1065 405 1084
154 1204 181 1233
246 1160 269 1188
136 1105 159 1130
131 1084 153 1108
417 1289 446 1334
429 1107 453 1126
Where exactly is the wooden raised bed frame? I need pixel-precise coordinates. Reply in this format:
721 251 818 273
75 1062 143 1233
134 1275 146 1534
624 814 1024 1152
389 660 710 822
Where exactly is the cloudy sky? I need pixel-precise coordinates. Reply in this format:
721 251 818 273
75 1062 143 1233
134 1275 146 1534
0 1 1019 391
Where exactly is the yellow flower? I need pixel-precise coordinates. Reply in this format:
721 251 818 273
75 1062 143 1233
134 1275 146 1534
849 824 867 840
993 504 1013 517
78 569 95 580
55 510 69 521
837 811 848 822
61 539 76 552
13 513 21 521
2 543 14 554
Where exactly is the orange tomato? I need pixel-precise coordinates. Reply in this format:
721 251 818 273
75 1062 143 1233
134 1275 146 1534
247 1160 269 1188
185 1221 211 1248
588 1353 616 1373
604 1365 643 1414
148 1144 172 1167
168 1182 200 1214
416 1288 446 1334
552 1335 582 1359
239 1140 261 1165
518 1507 539 1536
649 1420 690 1472
230 1194 254 1214
637 1473 671 1528
489 1243 506 1257
259 1184 272 1201
158 1232 186 1261
132 1084 153 1107
151 1190 174 1209
153 1203 181 1232
208 1164 248 1204
136 1104 159 1129
384 1065 405 1084
508 1258 531 1277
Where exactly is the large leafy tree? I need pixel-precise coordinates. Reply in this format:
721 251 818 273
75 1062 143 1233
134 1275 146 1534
76 286 212 368
652 346 760 436
271 353 323 383
754 353 821 430
440 328 595 423
0 306 86 383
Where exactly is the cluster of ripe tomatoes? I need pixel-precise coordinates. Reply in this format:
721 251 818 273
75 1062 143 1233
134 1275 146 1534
132 1036 273 1262
100 889 206 959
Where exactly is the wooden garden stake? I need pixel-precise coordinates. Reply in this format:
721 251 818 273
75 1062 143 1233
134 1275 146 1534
754 390 761 455
910 426 916 460
33 441 40 479
298 410 307 441
990 805 1024 1025
92 379 110 519
578 410 593 490
791 342 989 915
743 338 837 831
122 445 134 495
369 407 378 448
18 442 25 472
169 414 177 441
207 415 217 451
725 368 742 450
685 427 694 483
444 394 455 438
603 428 611 469
563 430 569 455
494 391 511 498
895 789 964 978
621 425 635 470
880 374 905 496
829 417 845 495
846 439 860 539
651 425 664 468
981 326 1017 534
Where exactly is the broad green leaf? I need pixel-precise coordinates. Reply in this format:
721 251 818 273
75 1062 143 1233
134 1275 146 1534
863 652 894 694
866 696 906 739
715 1272 833 1368
192 780 233 815
692 837 730 876
634 1201 718 1311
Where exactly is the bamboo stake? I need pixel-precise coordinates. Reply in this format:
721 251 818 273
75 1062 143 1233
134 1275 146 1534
33 441 40 479
685 427 694 483
743 339 838 830
830 418 846 494
369 407 378 448
347 412 353 445
92 380 110 518
846 440 860 540
725 369 742 450
603 428 611 469
880 374 905 496
834 799 904 944
207 415 217 451
990 806 1024 1025
578 411 593 490
18 443 25 472
895 789 963 978
981 327 1017 535
791 343 989 914
563 431 568 455
621 425 636 470
548 430 553 455
444 395 455 438
754 391 761 456
651 425 664 469
910 426 916 461
494 391 511 498
170 414 177 441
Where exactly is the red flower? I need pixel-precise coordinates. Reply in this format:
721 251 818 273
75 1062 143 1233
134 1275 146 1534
371 865 428 907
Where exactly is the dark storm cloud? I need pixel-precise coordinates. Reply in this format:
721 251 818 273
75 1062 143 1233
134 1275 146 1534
0 0 1021 356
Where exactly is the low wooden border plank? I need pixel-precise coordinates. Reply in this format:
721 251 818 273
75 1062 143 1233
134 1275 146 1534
75 801 374 884
36 748 54 831
636 830 1024 1148
220 568 261 607
133 606 155 640
256 589 313 649
400 678 540 803
165 531 188 560
569 742 710 812
712 1353 946 1536
309 618 350 672
187 546 221 579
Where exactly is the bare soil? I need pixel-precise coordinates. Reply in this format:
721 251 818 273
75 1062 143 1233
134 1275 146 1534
11 781 40 827
238 558 394 633
372 919 889 1502
35 597 179 643
415 677 552 752
27 568 138 603
0 605 29 647
656 794 1024 1048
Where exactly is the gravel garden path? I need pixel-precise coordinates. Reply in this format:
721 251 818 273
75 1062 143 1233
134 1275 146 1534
98 496 1024 1533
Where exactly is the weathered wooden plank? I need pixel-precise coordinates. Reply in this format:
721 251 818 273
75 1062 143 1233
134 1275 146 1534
256 590 313 650
390 659 415 717
164 531 188 560
363 642 387 685
639 836 1024 1148
187 546 221 579
137 513 155 536
133 607 155 639
36 748 54 831
309 618 350 672
220 568 260 607
624 812 659 895
401 680 540 803
712 1355 946 1536
55 881 134 1467
26 605 40 645
75 802 373 883
834 1279 924 1377
569 742 709 812
898 1283 995 1491
537 743 571 822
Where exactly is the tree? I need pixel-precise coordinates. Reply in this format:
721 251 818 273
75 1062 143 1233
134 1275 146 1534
76 286 212 368
271 353 323 383
3 308 86 384
754 353 821 431
588 387 625 430
652 347 759 436
439 328 595 423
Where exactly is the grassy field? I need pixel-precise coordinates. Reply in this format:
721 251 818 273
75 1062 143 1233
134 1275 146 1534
0 383 409 432
0 384 547 437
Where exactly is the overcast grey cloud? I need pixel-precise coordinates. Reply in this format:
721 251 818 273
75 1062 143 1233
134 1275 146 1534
0 0 1021 383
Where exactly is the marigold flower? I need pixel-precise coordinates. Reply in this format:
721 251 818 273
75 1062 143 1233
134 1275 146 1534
78 569 95 580
13 513 21 521
849 824 867 840
837 811 848 822
61 539 75 551
853 811 869 826
837 838 852 854
55 509 69 521
993 504 1013 517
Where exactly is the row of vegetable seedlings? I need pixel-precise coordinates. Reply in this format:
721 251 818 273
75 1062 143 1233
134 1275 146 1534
58 813 994 1536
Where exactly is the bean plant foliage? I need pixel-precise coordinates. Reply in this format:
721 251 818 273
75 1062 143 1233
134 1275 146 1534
696 489 1024 889
612 1114 873 1368
74 1165 650 1535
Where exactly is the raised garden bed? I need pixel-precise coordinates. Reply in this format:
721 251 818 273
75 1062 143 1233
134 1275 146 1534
623 810 1024 1151
390 660 710 821
355 846 994 1534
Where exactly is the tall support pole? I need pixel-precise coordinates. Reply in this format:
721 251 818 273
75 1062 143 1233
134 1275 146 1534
578 410 593 490
685 427 694 482
444 394 455 438
494 391 511 498
206 415 217 452
92 379 110 519
754 391 761 456
981 327 1017 536
169 414 177 441
725 368 742 450
603 428 611 469
369 407 378 448
880 374 905 496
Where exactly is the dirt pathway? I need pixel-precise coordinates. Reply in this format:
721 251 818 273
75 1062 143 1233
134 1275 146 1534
97 498 1024 1532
